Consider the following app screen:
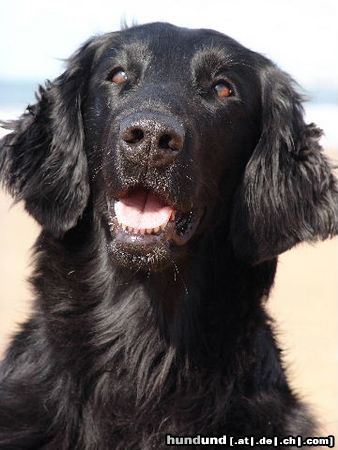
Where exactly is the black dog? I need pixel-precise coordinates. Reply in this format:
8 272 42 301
0 22 337 449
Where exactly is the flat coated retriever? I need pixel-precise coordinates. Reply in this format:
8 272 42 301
0 22 337 450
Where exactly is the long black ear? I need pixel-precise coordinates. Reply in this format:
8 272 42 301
0 37 101 235
231 63 338 264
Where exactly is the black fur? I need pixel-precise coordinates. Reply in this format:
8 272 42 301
0 23 337 449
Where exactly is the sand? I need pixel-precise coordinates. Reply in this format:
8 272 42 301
0 190 337 438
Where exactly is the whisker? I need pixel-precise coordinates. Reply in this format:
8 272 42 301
91 157 116 182
170 258 189 296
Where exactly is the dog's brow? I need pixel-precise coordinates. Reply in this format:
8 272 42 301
120 41 152 66
191 47 235 75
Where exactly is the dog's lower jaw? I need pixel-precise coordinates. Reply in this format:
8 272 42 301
104 191 205 271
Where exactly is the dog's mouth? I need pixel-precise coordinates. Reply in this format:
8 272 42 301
107 187 203 248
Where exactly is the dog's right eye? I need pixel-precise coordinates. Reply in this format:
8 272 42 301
213 80 233 98
110 69 128 85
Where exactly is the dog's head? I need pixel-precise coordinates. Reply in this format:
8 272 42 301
1 23 337 270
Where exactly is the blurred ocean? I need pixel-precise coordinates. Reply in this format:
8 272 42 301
0 79 338 150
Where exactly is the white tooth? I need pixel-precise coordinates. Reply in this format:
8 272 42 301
154 227 160 233
170 211 176 221
146 228 153 234
122 224 127 230
140 229 146 235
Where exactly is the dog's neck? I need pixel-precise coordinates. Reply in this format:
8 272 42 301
31 216 281 413
34 215 276 356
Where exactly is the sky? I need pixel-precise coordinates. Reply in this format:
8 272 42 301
0 0 337 94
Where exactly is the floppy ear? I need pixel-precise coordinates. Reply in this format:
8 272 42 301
0 37 101 235
231 63 338 264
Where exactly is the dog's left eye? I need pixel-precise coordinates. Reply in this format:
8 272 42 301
213 81 233 98
110 69 128 85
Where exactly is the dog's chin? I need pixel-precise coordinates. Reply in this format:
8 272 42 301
105 187 203 271
108 237 174 271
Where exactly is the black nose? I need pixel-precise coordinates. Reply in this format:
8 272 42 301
119 112 185 168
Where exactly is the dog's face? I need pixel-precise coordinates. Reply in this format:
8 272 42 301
84 24 262 269
1 22 337 271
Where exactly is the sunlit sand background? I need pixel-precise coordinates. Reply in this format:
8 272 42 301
0 115 337 439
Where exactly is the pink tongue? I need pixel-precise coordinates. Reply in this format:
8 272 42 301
114 191 174 230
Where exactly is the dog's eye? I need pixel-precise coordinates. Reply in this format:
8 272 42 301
110 69 128 85
213 81 233 98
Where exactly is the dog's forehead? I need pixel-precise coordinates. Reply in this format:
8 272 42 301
110 22 248 66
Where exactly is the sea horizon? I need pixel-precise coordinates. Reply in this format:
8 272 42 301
1 79 338 150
